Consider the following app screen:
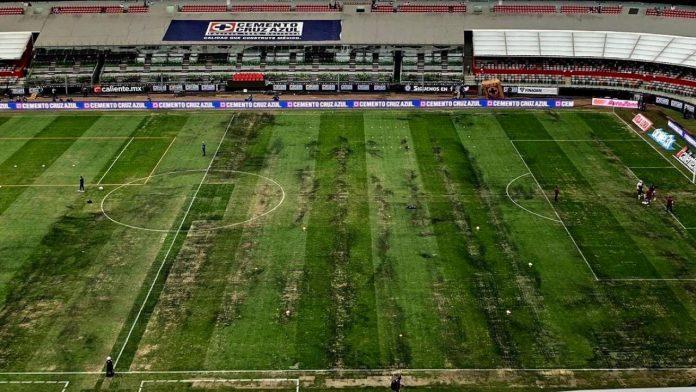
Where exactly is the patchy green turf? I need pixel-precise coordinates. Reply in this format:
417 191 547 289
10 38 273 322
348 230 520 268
0 109 694 391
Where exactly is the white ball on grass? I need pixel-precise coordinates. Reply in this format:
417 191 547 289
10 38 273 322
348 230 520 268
99 186 104 191
506 310 511 315
476 226 480 230
528 262 533 267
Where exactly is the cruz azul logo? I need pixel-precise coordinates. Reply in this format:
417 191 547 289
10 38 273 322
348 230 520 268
205 21 303 40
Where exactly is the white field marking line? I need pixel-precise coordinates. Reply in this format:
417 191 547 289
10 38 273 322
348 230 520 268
611 111 694 183
100 169 285 233
143 137 176 185
0 380 70 392
2 367 696 376
608 277 696 282
113 115 235 369
607 148 694 233
96 137 134 185
512 139 632 142
138 378 299 392
628 166 675 169
509 140 600 282
0 183 141 188
0 136 168 140
505 172 562 223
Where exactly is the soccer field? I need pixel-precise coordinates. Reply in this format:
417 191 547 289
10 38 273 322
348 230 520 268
0 109 694 390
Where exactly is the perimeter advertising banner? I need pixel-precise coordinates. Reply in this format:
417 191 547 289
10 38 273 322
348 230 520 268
0 99 575 111
163 20 342 41
592 98 639 109
632 113 653 132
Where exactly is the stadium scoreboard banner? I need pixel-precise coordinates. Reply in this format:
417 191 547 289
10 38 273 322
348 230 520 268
0 99 574 111
163 20 342 41
592 97 639 108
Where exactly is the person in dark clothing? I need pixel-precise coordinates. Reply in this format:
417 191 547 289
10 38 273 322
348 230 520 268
202 142 206 156
553 185 560 203
390 374 402 392
666 195 674 213
79 176 85 192
105 356 114 377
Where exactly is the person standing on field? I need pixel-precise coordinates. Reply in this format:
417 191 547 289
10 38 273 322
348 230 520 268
105 356 114 377
666 195 674 213
79 175 85 192
202 142 206 156
390 374 402 392
553 185 560 203
636 180 644 200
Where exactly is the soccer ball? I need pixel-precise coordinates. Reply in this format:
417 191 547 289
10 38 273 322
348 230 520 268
99 186 104 191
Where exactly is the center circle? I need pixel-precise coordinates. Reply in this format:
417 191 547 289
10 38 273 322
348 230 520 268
100 169 285 232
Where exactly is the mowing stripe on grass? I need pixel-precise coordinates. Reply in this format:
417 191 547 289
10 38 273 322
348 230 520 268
113 115 235 368
297 112 380 368
409 112 510 367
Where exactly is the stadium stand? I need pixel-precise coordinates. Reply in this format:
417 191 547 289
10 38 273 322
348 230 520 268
232 73 265 82
492 5 556 14
51 5 148 14
180 5 228 12
397 5 466 13
231 5 292 12
474 57 696 97
295 5 341 12
646 7 696 18
561 5 622 14
0 7 24 15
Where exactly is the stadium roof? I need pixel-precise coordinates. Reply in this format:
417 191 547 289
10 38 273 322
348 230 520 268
13 10 693 48
0 32 32 61
473 30 696 68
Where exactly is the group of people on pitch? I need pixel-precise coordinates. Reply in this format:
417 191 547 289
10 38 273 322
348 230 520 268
636 180 674 213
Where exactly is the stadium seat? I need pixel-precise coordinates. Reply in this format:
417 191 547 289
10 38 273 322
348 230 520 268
180 4 228 12
0 7 24 15
646 8 696 19
51 6 103 14
398 5 466 13
232 73 265 82
561 5 621 14
295 5 340 12
231 5 292 12
493 5 556 14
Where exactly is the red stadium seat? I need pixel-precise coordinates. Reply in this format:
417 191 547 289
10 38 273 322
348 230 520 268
232 73 265 82
398 5 466 13
231 5 292 12
180 4 228 12
295 5 340 12
646 8 696 19
493 5 556 14
561 5 621 14
0 7 24 15
51 6 103 14
127 6 149 13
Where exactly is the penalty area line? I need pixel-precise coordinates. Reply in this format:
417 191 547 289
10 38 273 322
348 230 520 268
509 140 600 282
113 115 235 369
97 137 134 185
143 137 177 185
0 380 70 392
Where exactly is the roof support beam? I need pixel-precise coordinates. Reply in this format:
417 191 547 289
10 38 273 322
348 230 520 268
652 37 675 62
628 35 641 60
